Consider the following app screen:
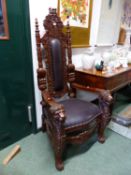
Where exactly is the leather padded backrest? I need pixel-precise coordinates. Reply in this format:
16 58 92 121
50 38 64 91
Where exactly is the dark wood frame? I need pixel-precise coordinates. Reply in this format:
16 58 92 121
35 8 113 170
0 0 9 40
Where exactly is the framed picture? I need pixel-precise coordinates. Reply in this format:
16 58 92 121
58 0 93 47
0 0 9 40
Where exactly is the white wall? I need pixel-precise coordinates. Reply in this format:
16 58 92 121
90 0 102 45
97 0 123 45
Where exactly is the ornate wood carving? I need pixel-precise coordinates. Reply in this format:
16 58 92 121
35 8 110 171
35 19 46 91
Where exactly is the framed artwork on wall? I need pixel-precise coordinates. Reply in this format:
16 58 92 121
0 0 9 40
58 0 93 48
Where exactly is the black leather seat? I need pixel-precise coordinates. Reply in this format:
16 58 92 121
60 99 101 128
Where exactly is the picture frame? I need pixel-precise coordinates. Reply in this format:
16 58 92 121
58 0 93 48
0 0 9 40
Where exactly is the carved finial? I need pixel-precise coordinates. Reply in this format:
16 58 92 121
49 8 56 14
44 8 63 31
35 18 43 68
35 18 39 31
66 16 70 26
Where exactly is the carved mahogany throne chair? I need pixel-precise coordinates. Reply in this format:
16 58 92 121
35 9 112 170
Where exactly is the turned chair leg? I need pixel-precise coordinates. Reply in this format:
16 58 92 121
55 154 64 171
42 115 46 132
97 116 105 143
54 137 65 170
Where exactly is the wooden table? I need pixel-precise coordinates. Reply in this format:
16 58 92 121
75 64 131 93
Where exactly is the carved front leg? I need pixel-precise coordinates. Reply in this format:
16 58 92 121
99 90 113 127
40 99 49 132
97 115 105 143
44 102 66 171
52 111 66 171
42 105 47 132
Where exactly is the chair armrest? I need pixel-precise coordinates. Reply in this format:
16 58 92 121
42 91 66 121
72 83 113 102
72 83 113 125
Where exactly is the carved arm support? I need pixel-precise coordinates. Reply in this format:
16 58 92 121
42 91 66 122
67 64 75 82
67 64 76 97
99 90 114 126
37 68 46 91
